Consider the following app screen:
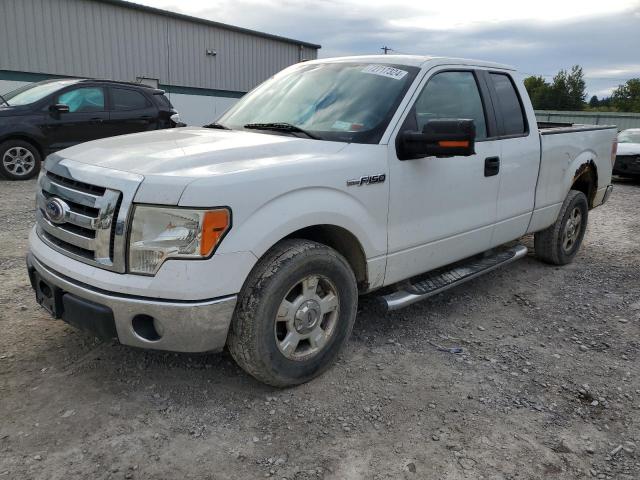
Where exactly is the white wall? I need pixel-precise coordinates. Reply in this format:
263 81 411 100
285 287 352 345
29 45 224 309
167 93 239 126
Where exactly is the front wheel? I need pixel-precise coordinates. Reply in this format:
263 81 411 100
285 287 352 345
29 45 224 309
227 239 358 387
534 189 589 265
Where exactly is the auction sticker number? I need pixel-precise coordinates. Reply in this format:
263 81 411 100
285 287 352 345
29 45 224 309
361 65 408 80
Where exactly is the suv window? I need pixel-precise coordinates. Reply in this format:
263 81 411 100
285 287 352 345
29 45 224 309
58 87 105 113
111 88 150 110
411 71 487 140
155 93 173 108
489 73 526 136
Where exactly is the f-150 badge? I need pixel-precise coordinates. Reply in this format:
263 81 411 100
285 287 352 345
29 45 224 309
346 174 386 187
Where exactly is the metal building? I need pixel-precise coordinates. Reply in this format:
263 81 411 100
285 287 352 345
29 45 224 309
0 0 320 125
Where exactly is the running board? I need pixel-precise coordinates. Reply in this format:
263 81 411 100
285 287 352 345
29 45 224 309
380 245 528 311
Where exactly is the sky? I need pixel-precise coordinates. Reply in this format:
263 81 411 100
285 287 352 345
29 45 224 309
135 0 640 98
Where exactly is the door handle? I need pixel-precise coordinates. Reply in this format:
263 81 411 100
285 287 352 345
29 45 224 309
89 117 103 123
484 156 500 177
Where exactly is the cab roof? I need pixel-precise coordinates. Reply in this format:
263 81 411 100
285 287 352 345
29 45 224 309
311 54 515 71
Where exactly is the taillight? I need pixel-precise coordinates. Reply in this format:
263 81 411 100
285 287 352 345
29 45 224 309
611 138 618 166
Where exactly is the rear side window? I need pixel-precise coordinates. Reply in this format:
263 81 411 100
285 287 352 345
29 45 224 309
111 88 150 110
155 94 173 108
411 71 487 140
489 73 526 136
58 87 105 113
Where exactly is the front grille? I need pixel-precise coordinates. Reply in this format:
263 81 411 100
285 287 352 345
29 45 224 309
46 171 107 196
616 155 640 164
36 170 122 270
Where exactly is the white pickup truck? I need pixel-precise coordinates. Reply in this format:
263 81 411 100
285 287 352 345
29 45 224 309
27 55 617 386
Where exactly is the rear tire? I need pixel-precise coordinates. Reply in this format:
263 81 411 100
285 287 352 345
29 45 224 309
0 139 41 180
227 239 358 387
534 189 588 265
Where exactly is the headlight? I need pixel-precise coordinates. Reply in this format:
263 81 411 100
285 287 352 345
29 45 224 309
128 206 230 275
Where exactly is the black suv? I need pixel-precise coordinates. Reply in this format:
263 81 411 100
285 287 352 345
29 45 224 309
0 78 180 180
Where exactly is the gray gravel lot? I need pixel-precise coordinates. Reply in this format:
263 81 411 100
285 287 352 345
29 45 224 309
1 178 639 480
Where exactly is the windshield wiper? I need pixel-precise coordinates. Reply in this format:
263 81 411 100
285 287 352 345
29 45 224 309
243 122 320 140
0 94 9 107
203 122 230 130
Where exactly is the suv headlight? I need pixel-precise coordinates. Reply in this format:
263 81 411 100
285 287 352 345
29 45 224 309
128 206 230 275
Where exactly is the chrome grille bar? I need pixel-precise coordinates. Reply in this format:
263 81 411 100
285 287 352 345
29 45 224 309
35 154 143 273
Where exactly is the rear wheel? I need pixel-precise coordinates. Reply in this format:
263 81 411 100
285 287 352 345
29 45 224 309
534 189 588 265
227 239 358 387
0 140 41 180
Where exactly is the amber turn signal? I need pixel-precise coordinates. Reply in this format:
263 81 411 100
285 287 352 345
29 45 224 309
438 140 470 148
200 209 231 256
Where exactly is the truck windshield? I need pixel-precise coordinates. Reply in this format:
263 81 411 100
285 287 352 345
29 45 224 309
218 62 419 144
3 80 79 106
618 130 640 144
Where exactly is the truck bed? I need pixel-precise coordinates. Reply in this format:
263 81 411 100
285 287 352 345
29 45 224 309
537 121 617 135
530 123 617 234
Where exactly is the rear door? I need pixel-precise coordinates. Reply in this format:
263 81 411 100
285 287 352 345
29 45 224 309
46 86 108 150
481 71 540 245
385 68 502 285
107 86 159 136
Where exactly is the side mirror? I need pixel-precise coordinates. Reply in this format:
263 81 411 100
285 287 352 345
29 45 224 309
397 119 476 160
50 103 70 113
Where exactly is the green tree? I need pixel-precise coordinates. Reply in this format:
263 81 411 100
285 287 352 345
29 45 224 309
524 75 552 109
611 78 640 112
588 95 599 108
547 65 586 110
523 66 586 110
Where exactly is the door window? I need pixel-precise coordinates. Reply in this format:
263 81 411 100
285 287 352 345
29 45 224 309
58 87 105 113
489 73 527 136
410 71 487 140
111 88 150 110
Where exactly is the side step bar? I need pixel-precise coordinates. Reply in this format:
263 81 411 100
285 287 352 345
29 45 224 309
380 245 528 311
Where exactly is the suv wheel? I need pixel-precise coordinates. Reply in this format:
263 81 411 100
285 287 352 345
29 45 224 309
227 239 358 387
0 140 41 180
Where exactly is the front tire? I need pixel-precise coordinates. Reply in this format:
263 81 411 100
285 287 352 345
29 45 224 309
0 140 41 180
534 189 588 265
227 239 358 387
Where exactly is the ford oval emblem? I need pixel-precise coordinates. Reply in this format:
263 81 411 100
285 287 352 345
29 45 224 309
45 198 69 224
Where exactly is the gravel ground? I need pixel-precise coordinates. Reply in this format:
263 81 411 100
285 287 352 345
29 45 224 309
1 177 639 480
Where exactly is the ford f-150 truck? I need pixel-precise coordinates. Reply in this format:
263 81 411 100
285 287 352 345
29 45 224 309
27 55 617 386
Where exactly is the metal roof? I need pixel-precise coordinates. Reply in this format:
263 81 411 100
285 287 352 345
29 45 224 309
94 0 322 49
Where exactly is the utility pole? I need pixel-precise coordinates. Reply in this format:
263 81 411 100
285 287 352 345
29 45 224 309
381 46 392 54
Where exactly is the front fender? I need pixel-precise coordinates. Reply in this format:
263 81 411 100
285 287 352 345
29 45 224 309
217 186 385 260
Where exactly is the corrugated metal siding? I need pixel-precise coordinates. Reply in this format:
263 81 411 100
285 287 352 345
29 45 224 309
535 110 640 131
0 0 318 93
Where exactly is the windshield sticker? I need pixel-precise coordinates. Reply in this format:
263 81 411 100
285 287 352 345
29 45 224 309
332 121 364 132
361 65 408 80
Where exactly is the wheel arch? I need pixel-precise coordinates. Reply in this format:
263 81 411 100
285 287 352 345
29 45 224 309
569 158 598 209
283 224 369 291
0 133 45 159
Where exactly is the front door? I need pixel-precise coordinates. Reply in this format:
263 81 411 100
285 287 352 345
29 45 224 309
46 86 108 151
385 69 502 285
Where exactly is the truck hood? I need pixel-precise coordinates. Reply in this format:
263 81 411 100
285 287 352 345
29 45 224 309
57 127 348 204
617 142 640 155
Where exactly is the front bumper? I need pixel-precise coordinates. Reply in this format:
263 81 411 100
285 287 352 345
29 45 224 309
27 253 237 353
613 155 640 176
